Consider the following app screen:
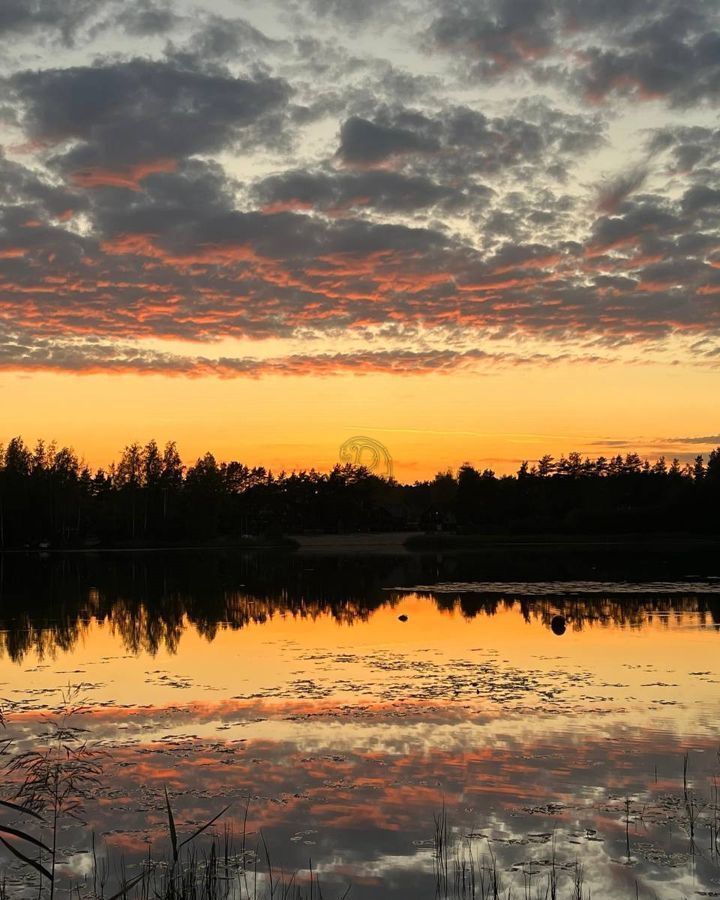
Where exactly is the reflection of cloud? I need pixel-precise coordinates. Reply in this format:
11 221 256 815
4 720 718 898
3 561 720 897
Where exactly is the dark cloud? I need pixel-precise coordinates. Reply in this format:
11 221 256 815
254 168 477 214
427 0 720 106
649 125 720 177
597 168 648 214
665 435 720 444
114 0 180 36
337 116 439 167
1 85 718 355
588 198 682 251
2 188 717 348
2 117 718 351
567 34 720 107
474 188 577 246
0 325 608 377
429 0 556 80
0 0 718 380
298 0 407 28
335 101 604 177
0 151 88 220
682 185 720 216
166 15 289 64
0 0 194 45
0 0 118 44
6 58 292 176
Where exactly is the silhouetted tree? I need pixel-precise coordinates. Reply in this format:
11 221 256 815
0 436 719 546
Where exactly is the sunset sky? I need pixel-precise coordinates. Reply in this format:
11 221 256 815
1 0 719 478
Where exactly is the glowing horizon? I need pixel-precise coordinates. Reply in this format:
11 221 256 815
2 359 718 479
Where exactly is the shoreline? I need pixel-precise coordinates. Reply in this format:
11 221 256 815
1 530 720 554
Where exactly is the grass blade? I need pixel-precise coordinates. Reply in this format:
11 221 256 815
0 824 52 854
0 836 53 881
178 805 230 850
0 799 46 822
164 787 178 863
104 870 147 900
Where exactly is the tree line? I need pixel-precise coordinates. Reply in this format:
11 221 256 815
0 436 718 547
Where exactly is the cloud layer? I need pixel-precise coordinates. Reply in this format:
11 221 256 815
1 0 719 376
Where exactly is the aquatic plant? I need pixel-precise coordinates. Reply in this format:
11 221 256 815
0 687 104 900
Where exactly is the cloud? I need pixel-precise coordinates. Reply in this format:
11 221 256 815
0 0 118 44
337 116 439 167
649 125 720 176
428 0 556 80
295 0 408 28
7 58 293 176
427 0 720 106
114 0 180 36
664 435 720 445
0 1 719 380
0 323 614 377
596 167 648 214
0 149 88 219
2 164 720 349
335 100 604 177
165 14 290 65
254 168 477 214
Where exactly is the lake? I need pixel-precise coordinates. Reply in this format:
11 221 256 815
1 546 720 900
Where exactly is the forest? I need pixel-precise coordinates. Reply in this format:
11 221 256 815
0 436 718 547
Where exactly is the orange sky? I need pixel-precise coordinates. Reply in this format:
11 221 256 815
1 358 718 479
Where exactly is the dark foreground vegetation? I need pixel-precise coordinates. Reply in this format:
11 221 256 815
1 436 719 547
0 691 346 900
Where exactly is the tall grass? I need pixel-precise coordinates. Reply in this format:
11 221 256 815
100 820 350 900
0 693 353 900
433 807 592 900
1 781 348 900
0 687 105 900
430 750 720 900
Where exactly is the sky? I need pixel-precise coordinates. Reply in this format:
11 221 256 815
0 0 719 479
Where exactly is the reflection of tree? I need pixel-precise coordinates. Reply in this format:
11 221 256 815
429 593 720 631
0 552 406 662
0 553 718 663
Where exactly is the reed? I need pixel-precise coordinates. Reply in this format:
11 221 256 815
431 818 593 900
0 696 349 900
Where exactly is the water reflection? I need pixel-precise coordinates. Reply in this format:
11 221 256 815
1 550 720 899
0 550 719 661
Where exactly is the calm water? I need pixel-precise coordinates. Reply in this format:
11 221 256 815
2 548 720 899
